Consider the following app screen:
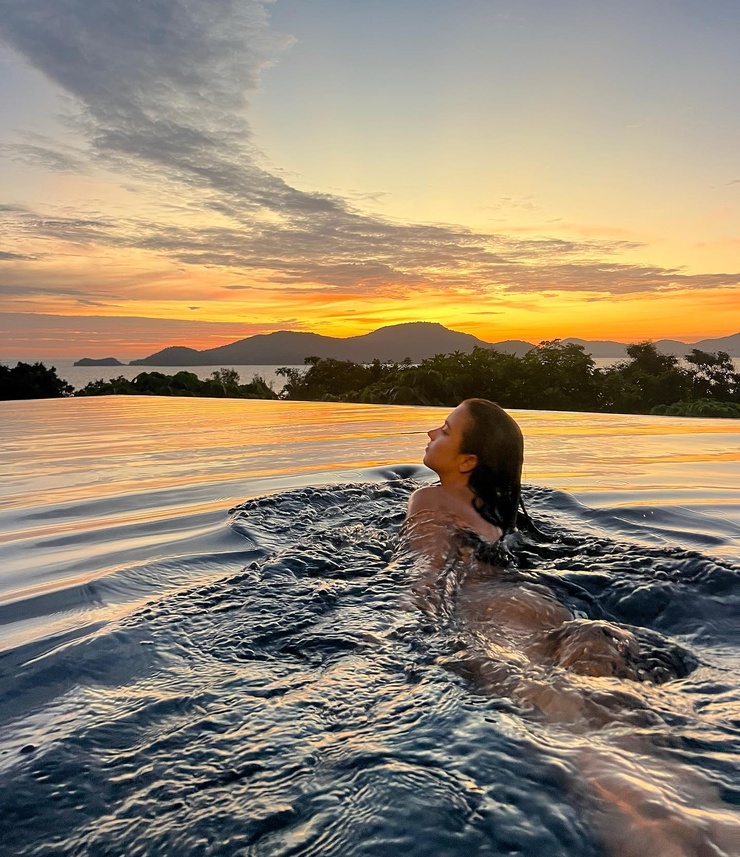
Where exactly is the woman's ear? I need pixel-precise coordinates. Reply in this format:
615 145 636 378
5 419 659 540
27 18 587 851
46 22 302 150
458 453 478 475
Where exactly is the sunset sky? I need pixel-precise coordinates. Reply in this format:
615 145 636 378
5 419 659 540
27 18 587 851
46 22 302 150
1 0 738 358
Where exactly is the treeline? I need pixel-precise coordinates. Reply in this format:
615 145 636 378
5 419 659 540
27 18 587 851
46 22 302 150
276 341 740 417
2 343 739 418
0 365 276 401
72 368 277 400
0 362 74 400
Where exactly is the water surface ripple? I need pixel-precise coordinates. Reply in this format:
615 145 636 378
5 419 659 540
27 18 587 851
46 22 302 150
0 398 738 856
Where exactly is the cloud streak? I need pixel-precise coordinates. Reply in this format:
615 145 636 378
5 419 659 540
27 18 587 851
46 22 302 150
1 0 739 305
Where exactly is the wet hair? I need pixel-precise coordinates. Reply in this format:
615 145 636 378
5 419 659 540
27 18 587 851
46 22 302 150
459 398 523 533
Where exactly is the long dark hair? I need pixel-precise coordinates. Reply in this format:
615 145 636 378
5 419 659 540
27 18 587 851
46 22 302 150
459 398 523 532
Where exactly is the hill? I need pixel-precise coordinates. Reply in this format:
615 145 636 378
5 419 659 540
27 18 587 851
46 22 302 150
130 323 503 365
74 357 124 366
687 332 740 356
128 324 740 366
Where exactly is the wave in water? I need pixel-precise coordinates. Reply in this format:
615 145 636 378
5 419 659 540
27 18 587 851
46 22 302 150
0 474 738 856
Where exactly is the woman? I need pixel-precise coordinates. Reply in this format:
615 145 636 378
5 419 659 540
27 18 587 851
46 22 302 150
399 399 739 857
402 398 640 692
409 397 521 542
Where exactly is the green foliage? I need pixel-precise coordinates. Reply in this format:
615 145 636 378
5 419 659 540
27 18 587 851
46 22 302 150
400 348 523 405
598 342 691 413
685 349 739 401
279 343 600 410
278 342 738 418
0 362 74 400
240 376 277 399
519 340 600 411
75 369 277 399
74 375 135 396
651 399 740 418
8 348 738 417
277 357 394 401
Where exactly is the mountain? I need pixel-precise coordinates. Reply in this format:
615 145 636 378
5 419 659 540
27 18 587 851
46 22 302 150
130 322 499 365
74 357 124 366
128 324 740 366
487 340 534 357
654 339 697 357
561 338 627 358
566 334 740 358
691 332 740 356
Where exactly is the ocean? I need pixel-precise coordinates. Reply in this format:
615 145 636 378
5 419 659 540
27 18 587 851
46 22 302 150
1 397 738 856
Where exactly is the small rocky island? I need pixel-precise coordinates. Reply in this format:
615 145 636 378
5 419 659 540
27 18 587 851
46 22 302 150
74 357 124 366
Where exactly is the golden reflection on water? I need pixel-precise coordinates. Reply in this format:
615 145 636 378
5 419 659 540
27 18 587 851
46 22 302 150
1 396 738 528
1 398 738 857
2 396 739 498
1 396 738 604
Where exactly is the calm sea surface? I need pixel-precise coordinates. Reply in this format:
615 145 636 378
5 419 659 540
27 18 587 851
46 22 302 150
1 398 738 856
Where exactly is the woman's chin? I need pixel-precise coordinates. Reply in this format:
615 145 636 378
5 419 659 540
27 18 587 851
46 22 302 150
422 453 437 473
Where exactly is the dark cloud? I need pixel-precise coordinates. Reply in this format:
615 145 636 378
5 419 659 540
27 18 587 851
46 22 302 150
0 206 122 248
0 250 37 261
0 283 94 297
76 298 117 307
3 204 740 298
0 135 87 173
0 0 739 301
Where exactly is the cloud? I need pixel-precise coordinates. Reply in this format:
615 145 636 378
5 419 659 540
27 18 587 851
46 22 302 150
0 0 739 304
0 311 309 357
0 282 97 297
3 203 740 300
0 250 37 261
0 133 88 173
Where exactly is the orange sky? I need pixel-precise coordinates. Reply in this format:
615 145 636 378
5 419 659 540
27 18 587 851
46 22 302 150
0 1 738 358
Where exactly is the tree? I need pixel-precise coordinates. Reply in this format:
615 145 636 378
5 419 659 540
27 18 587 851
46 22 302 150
278 357 395 401
75 369 277 399
209 368 242 397
75 376 135 396
0 362 74 400
685 349 739 402
601 342 691 413
518 340 600 411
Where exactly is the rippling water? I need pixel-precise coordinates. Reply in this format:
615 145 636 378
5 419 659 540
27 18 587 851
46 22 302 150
1 398 738 856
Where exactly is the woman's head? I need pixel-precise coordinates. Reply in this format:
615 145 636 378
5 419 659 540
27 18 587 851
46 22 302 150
460 398 523 531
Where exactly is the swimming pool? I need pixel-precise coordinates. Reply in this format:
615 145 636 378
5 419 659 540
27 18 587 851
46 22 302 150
1 397 738 855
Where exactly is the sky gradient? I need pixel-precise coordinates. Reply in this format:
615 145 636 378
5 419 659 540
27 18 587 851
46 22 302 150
1 0 738 358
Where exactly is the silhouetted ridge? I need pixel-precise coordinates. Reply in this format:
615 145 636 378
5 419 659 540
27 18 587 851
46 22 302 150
129 323 740 366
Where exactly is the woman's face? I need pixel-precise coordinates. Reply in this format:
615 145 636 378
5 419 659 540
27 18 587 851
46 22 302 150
423 403 475 478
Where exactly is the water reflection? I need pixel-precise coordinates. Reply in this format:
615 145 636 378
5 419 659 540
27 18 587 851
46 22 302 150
0 396 738 637
0 400 738 856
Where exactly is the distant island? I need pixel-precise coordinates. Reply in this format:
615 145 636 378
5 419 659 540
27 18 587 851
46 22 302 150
127 322 740 366
74 357 125 366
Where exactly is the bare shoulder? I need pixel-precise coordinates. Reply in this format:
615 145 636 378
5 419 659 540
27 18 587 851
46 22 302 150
406 485 445 515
